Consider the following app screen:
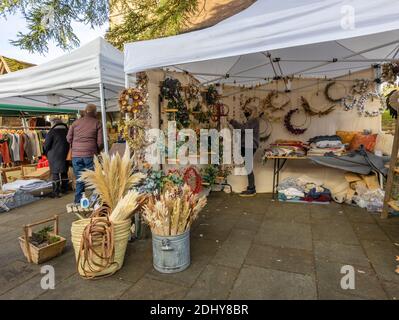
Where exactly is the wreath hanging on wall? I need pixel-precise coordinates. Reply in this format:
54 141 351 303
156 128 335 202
284 108 309 135
183 166 203 194
120 118 148 151
324 82 347 103
119 88 146 114
263 91 290 111
204 85 220 105
301 96 335 117
160 78 190 128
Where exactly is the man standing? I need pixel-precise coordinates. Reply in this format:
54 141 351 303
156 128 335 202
229 108 261 197
67 104 104 204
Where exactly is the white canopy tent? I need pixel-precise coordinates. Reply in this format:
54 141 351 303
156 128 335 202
124 0 399 88
0 37 126 152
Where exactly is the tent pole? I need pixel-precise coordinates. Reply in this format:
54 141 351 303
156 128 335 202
99 83 109 153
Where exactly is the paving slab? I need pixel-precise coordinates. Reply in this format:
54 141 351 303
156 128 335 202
38 274 131 300
313 240 370 267
212 228 253 268
245 244 314 275
352 223 391 242
0 260 39 295
229 265 317 300
315 259 388 300
255 220 313 251
184 264 239 300
312 221 359 245
120 277 188 300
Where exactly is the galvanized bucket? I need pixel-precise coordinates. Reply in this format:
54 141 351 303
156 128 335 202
152 229 190 273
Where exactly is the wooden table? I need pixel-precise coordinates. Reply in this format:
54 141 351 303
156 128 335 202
265 156 308 199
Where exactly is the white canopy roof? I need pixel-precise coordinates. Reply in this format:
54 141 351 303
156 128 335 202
0 37 124 110
124 0 399 86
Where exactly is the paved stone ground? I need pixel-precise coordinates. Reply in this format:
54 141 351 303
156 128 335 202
0 192 399 300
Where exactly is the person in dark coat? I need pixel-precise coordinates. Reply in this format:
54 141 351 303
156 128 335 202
43 118 70 197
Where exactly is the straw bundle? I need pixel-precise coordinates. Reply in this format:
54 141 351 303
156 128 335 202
109 191 146 222
80 146 145 211
142 184 207 236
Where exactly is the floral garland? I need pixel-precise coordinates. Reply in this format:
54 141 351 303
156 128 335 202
351 79 371 95
119 88 146 114
301 96 335 117
284 108 308 135
324 82 346 103
341 91 386 117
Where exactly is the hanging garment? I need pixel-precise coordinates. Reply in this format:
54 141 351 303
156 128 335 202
0 134 11 164
24 133 33 160
12 134 21 162
19 134 25 162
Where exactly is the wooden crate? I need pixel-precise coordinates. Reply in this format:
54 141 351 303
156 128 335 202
19 215 66 264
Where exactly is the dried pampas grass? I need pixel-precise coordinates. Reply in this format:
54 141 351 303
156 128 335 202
142 184 207 236
80 146 145 210
109 191 146 222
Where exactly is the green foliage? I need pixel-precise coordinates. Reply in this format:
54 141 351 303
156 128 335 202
106 0 199 50
201 164 219 186
1 0 110 53
2 0 199 55
29 225 59 246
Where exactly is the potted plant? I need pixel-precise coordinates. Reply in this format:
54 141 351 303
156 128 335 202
19 215 66 264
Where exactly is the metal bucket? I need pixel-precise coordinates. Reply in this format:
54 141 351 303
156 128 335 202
152 229 190 273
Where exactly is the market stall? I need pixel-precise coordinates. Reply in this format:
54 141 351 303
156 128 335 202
122 0 399 213
0 37 126 152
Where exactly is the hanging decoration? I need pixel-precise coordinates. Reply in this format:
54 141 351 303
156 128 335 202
204 85 220 106
351 79 371 95
324 81 347 103
259 116 273 142
118 88 146 114
210 103 229 122
356 91 387 117
183 166 203 194
160 78 190 128
341 95 358 111
284 108 308 135
183 83 201 104
120 118 148 151
386 90 399 119
240 96 260 111
301 96 335 117
136 72 149 93
262 91 290 111
381 62 399 84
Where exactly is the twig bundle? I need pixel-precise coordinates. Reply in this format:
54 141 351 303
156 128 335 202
80 146 145 211
109 191 146 222
142 184 207 236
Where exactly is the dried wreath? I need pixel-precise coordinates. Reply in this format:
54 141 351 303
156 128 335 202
324 82 347 103
120 118 148 151
263 91 290 111
301 96 335 117
284 108 309 135
119 88 146 114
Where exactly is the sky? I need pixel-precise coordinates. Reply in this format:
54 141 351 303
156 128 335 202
0 13 108 65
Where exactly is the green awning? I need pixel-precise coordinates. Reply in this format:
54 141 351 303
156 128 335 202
0 104 78 116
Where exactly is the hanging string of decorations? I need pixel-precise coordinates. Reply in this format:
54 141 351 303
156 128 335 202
301 96 335 117
284 108 309 135
120 118 148 151
341 90 386 117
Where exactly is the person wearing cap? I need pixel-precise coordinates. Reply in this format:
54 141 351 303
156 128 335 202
67 104 104 203
229 108 261 197
43 118 70 197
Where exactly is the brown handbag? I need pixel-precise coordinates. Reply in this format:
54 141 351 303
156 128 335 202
66 146 72 161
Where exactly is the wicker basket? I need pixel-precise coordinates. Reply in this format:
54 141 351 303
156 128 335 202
19 215 66 264
71 218 131 278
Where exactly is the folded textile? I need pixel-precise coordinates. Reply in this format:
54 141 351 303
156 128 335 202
278 187 305 199
19 181 53 192
2 179 42 192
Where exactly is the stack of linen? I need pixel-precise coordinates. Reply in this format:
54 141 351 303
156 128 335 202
263 140 308 158
307 135 346 157
277 176 331 203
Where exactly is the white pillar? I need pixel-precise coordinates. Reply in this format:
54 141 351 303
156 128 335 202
99 83 109 153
